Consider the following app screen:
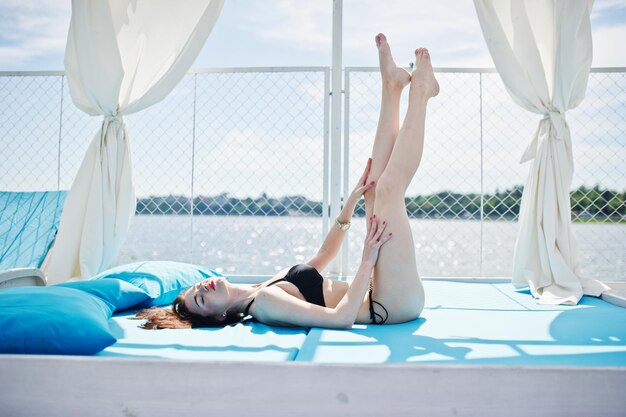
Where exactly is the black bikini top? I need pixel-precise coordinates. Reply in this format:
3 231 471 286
243 264 326 316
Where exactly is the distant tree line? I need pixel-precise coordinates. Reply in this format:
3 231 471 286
136 185 625 222
136 193 322 217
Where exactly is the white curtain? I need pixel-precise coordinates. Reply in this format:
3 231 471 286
473 0 610 305
46 0 224 284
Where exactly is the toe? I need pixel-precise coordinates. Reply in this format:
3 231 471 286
376 33 387 48
414 48 424 61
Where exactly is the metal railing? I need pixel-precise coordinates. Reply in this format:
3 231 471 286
0 68 624 280
343 67 625 279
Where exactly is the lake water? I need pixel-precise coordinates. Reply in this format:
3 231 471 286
118 215 625 282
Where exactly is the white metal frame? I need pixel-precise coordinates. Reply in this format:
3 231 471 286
340 66 626 277
186 66 333 262
341 67 498 276
328 0 344 275
1 355 624 417
2 66 623 276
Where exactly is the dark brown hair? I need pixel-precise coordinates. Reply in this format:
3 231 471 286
135 293 245 329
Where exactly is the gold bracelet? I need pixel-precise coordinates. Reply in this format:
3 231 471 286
335 217 351 231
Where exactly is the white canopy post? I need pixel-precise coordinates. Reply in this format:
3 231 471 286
46 0 224 283
329 0 344 275
473 0 610 304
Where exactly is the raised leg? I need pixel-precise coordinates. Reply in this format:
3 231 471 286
368 48 439 323
377 48 439 195
364 34 410 219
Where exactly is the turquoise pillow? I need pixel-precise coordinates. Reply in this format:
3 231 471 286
0 286 116 355
92 261 224 306
57 278 150 312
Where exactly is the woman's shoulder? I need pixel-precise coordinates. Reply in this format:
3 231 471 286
248 286 294 323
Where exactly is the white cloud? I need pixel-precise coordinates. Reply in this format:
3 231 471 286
237 0 493 66
0 45 36 64
1 0 623 70
194 128 325 199
0 0 70 68
238 0 331 52
592 0 626 15
592 25 626 67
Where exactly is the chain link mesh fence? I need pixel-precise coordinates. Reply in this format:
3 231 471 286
0 68 624 279
344 68 625 280
0 69 329 275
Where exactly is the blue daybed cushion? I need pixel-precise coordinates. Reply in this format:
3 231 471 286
92 261 224 307
0 286 116 355
57 278 150 312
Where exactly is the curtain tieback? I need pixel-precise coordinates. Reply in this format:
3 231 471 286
99 113 124 148
520 110 567 163
103 113 123 123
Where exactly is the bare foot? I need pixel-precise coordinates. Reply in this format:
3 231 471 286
410 48 440 99
376 33 411 92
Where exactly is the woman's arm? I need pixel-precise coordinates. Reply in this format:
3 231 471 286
307 159 375 271
257 216 392 329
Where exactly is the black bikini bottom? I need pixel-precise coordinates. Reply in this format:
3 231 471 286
368 283 389 324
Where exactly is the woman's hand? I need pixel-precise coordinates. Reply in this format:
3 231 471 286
362 214 392 266
347 158 375 205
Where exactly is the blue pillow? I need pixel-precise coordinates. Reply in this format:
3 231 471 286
92 261 224 306
0 286 116 355
57 278 150 312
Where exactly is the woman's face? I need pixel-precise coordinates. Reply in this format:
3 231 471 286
183 277 229 319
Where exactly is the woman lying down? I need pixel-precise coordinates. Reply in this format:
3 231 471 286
138 34 439 330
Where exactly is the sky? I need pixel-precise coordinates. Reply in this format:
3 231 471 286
0 0 624 199
0 0 625 71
